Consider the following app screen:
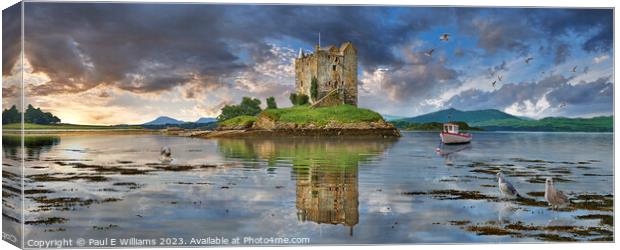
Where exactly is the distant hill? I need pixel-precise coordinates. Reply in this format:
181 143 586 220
195 117 217 124
394 108 612 132
475 116 613 132
142 116 184 125
400 108 520 124
382 114 406 121
391 120 481 131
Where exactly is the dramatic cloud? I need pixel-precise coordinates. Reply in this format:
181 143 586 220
2 3 21 76
1 3 613 123
444 75 613 118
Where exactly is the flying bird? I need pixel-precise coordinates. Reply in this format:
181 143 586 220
525 57 534 64
497 75 503 81
491 80 497 88
160 146 173 164
544 177 570 210
439 33 450 41
424 48 435 57
497 172 522 199
559 102 567 108
571 66 578 73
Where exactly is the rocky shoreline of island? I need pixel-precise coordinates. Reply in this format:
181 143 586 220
199 127 400 138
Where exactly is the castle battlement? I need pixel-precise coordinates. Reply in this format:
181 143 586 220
294 42 358 106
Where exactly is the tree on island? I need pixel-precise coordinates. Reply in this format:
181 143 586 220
25 105 61 124
289 93 309 106
217 97 262 121
266 96 277 109
2 104 61 125
2 105 20 124
310 77 318 101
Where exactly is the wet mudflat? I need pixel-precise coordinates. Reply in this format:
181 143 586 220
1 131 613 244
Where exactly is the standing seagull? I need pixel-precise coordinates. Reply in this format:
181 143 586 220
497 172 522 199
424 48 435 57
544 177 569 209
439 33 450 41
160 146 173 164
525 57 534 64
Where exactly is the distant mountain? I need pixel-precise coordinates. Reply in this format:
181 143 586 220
142 116 185 125
382 114 406 121
394 108 612 132
475 116 613 132
195 117 217 124
399 108 521 124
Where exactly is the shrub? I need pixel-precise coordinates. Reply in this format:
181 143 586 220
289 93 298 106
310 77 318 101
296 94 309 106
266 96 277 109
289 93 309 106
217 97 262 121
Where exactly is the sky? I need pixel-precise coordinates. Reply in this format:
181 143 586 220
1 3 614 125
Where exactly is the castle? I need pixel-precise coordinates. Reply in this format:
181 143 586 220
295 42 358 107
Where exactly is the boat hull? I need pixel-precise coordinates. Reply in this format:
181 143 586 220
440 132 472 144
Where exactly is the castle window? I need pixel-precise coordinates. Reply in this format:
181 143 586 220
332 65 336 71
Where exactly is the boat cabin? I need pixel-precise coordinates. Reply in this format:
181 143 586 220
443 123 460 134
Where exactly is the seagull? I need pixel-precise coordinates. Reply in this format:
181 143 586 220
525 57 534 64
497 75 503 81
497 172 522 199
571 66 578 73
544 177 570 210
424 48 435 57
491 80 497 88
439 33 450 41
559 102 567 108
160 146 173 164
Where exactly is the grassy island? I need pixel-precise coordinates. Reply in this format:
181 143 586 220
261 105 384 125
220 104 385 127
218 115 257 127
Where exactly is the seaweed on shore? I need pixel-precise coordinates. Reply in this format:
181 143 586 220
510 158 555 164
24 189 54 195
575 214 613 226
459 220 613 241
113 182 144 190
402 189 498 201
25 217 67 225
93 224 119 230
70 163 152 175
30 196 122 211
28 173 108 182
527 177 573 184
569 194 614 212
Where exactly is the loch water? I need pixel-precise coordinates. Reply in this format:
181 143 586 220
2 131 613 245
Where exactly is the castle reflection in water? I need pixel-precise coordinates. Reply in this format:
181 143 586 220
295 164 359 235
218 137 395 236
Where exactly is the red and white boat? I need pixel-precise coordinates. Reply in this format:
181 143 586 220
440 123 472 144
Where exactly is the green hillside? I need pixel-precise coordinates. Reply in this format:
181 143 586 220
391 121 482 131
473 116 613 132
401 108 520 124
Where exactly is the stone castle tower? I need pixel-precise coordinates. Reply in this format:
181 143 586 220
294 42 358 106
